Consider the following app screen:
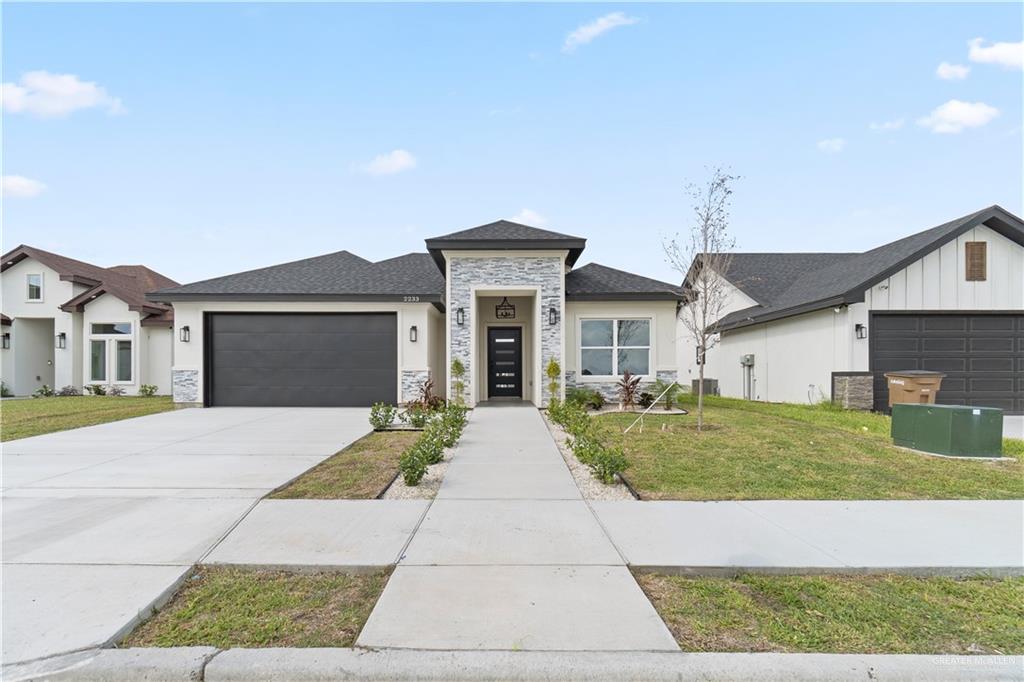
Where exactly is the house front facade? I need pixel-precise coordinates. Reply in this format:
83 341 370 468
678 205 1024 414
1 246 179 396
150 221 685 408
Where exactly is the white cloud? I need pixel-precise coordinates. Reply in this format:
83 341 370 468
1 71 123 117
968 38 1023 70
361 149 417 176
917 99 999 134
936 62 970 80
869 118 905 132
816 138 846 153
562 12 639 53
511 208 547 226
1 175 47 198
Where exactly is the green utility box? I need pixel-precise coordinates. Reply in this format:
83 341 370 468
891 404 1003 457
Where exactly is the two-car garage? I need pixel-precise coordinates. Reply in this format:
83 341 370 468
870 312 1024 414
205 313 398 407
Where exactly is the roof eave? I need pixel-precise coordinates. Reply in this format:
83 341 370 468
566 292 684 302
716 295 848 332
425 239 586 270
145 292 445 304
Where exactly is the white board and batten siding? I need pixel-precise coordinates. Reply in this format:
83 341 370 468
865 225 1024 311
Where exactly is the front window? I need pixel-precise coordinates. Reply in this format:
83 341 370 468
580 318 651 377
89 323 134 383
26 274 42 301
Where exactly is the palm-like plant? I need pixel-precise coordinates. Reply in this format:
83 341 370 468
617 371 642 411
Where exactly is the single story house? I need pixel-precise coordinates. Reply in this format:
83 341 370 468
1 245 179 396
148 221 685 408
677 205 1024 414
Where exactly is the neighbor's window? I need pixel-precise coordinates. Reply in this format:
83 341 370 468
89 323 133 383
90 340 107 381
26 274 42 301
580 318 651 377
965 241 987 282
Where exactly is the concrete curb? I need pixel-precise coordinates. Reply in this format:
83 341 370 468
10 648 1019 681
203 649 1024 681
629 564 1024 578
2 647 218 681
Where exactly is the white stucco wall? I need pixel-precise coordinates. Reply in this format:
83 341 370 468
169 300 438 404
566 299 679 381
143 326 174 394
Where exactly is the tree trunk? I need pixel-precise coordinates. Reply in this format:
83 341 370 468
697 347 705 432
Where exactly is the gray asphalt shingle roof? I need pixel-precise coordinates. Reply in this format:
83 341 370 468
426 220 585 243
566 263 685 300
713 205 1024 331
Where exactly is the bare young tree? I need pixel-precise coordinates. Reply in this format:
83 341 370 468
664 168 738 432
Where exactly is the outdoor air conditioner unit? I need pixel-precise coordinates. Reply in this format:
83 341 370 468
740 354 755 367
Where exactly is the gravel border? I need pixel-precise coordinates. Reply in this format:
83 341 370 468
541 412 634 501
380 448 453 499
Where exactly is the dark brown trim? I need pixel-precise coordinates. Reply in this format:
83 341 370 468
59 274 103 287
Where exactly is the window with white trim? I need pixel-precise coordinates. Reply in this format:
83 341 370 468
89 323 133 383
26 273 43 301
580 318 651 377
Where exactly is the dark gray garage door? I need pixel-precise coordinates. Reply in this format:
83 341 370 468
870 313 1023 414
206 313 397 407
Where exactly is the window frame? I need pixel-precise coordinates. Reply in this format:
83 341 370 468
577 316 654 380
25 273 44 302
87 321 135 384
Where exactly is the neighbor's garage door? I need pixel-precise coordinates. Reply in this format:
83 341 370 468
206 313 397 407
870 313 1023 414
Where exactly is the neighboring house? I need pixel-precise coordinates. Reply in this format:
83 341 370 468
0 245 179 396
148 221 684 408
677 205 1024 414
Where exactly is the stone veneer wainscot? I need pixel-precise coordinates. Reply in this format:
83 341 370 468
448 255 563 405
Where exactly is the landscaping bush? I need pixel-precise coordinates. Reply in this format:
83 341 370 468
84 384 106 396
399 448 427 486
1 381 12 398
638 392 654 409
617 371 641 410
138 384 159 397
369 402 398 430
651 379 680 410
589 443 629 484
107 385 126 397
545 358 561 401
32 384 55 398
566 387 604 410
451 358 466 405
56 385 81 397
401 404 430 428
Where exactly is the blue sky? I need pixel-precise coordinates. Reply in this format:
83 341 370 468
3 3 1021 285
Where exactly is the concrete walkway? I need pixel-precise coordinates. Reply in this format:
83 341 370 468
1 407 371 665
357 405 679 652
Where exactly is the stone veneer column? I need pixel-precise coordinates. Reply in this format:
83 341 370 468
448 256 563 406
172 368 200 406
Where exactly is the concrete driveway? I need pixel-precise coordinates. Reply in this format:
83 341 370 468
1 407 370 665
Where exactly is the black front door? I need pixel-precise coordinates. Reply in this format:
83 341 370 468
487 327 522 398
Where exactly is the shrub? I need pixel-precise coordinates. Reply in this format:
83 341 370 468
409 378 445 412
566 387 604 410
84 384 107 396
589 444 629 485
369 402 398 430
451 358 466 405
545 358 561 401
399 449 427 486
33 384 55 398
568 431 603 466
56 385 81 396
546 397 564 423
1 381 12 398
651 379 680 410
617 371 641 410
107 385 126 397
638 392 654 409
401 404 430 428
138 384 159 397
416 431 445 465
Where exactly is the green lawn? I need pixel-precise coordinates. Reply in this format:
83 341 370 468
123 567 390 648
594 395 1023 500
271 431 419 499
1 396 175 441
637 572 1024 654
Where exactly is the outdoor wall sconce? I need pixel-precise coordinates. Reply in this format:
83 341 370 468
55 332 66 349
2 333 9 350
180 325 191 343
456 308 465 325
409 325 418 342
549 306 558 325
855 323 867 340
